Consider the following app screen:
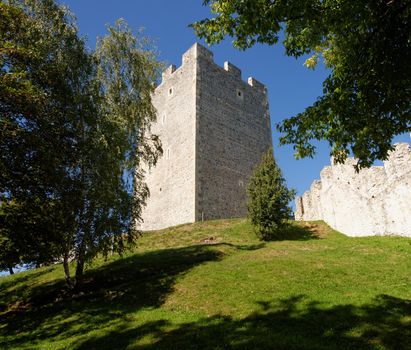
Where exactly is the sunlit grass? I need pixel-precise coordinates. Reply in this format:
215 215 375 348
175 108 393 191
1 219 410 349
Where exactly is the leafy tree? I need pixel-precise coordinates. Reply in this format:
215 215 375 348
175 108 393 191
0 199 63 274
193 0 411 168
247 149 295 241
0 0 93 274
0 218 20 275
1 1 162 288
64 21 162 288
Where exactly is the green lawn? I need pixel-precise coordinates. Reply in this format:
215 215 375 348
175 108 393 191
1 219 410 349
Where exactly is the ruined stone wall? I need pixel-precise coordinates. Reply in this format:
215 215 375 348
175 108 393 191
295 143 411 237
140 43 272 230
195 46 272 221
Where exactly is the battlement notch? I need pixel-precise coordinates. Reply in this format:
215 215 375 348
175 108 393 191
248 77 266 92
162 64 176 81
224 61 241 78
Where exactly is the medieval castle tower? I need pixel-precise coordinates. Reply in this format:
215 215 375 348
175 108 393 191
141 43 272 230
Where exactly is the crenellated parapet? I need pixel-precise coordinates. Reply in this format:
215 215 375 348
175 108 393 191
161 64 176 81
224 61 241 78
295 143 411 237
247 76 266 92
158 42 266 93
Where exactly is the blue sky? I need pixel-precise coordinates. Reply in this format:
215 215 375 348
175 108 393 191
63 0 409 198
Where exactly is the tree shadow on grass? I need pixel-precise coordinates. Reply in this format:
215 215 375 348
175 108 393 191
263 222 322 242
0 267 57 311
0 244 225 349
0 266 55 292
216 242 266 251
75 294 411 350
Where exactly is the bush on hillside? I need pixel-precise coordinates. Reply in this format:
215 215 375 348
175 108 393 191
247 149 296 241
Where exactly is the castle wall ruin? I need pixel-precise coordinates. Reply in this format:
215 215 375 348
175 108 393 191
295 143 411 237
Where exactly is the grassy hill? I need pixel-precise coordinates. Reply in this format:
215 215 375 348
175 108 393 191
1 219 410 350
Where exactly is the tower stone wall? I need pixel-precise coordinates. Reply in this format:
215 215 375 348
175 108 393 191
140 43 272 230
195 45 272 221
295 143 411 237
140 44 197 230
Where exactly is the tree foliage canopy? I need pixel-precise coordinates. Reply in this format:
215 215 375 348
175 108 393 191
193 0 411 167
1 0 93 270
247 149 295 241
0 0 162 285
68 20 162 287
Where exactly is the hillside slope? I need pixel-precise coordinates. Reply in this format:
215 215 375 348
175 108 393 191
1 219 410 349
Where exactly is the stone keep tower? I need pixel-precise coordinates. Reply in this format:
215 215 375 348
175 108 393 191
141 43 272 230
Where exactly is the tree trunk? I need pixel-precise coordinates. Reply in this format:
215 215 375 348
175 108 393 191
74 198 94 290
8 266 14 275
74 256 85 290
63 252 73 289
74 114 87 291
74 238 86 290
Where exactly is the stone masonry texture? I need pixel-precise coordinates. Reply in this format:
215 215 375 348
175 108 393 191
140 43 272 230
295 143 411 237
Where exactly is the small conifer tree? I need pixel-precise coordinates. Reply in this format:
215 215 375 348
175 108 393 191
247 149 296 241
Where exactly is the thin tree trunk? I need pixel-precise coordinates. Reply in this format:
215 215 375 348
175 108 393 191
74 238 86 290
74 113 87 291
8 266 14 275
63 251 73 289
74 196 94 290
74 254 85 289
